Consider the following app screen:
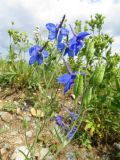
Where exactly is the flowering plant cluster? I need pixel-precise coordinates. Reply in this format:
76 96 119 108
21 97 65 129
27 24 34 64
1 13 119 159
29 15 89 141
29 15 89 92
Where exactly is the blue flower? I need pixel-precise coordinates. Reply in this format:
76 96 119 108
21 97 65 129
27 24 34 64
64 47 75 57
29 45 48 65
46 22 69 54
57 71 86 94
70 112 78 120
55 115 65 127
46 23 69 41
58 31 89 56
46 23 57 40
57 59 85 93
69 32 90 55
58 28 69 43
57 42 66 53
57 72 77 94
68 127 76 140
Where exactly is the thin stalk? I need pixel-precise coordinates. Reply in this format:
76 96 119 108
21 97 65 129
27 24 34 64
47 54 63 88
26 118 46 158
42 60 49 100
74 97 78 114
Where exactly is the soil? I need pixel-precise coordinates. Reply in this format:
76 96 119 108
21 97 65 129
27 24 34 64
0 87 119 160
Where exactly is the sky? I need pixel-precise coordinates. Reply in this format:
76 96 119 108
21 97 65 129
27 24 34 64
0 0 120 56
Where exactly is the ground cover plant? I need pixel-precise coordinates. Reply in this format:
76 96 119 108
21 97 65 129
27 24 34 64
0 14 120 160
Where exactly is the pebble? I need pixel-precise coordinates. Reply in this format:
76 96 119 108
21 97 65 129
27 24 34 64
11 146 30 160
14 101 19 106
2 143 10 150
0 112 12 122
23 115 31 122
30 108 44 118
0 148 7 155
113 142 120 150
26 130 33 138
16 108 22 115
39 148 53 160
66 152 76 160
0 148 9 160
101 154 111 160
70 94 75 100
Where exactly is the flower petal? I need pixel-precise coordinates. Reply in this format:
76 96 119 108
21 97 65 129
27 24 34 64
68 127 76 140
57 43 65 52
29 55 37 65
70 112 78 120
75 42 84 55
64 48 74 57
67 49 74 57
38 55 43 65
55 115 64 127
42 50 48 58
60 28 69 36
29 45 41 56
64 81 71 93
68 36 77 48
77 32 90 40
71 72 77 80
48 31 57 40
46 23 57 32
57 74 71 84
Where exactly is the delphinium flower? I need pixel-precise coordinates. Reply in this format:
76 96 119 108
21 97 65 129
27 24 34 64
46 15 69 56
57 59 85 94
58 25 89 57
57 72 77 93
55 116 77 140
46 23 69 42
68 25 90 56
64 47 75 57
62 107 78 121
58 31 89 57
57 43 75 57
67 127 76 140
29 43 48 65
69 112 78 120
55 115 65 127
46 15 69 43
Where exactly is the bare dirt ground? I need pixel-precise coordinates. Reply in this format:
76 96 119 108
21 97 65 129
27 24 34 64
0 88 119 160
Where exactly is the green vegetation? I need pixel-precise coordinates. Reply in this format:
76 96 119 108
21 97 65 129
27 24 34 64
0 14 120 159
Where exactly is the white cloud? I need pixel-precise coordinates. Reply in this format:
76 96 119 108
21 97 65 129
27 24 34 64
112 36 120 52
0 0 119 53
1 0 120 23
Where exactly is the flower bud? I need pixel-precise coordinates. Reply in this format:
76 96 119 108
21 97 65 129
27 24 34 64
83 87 93 106
90 65 106 86
74 74 83 97
86 39 94 60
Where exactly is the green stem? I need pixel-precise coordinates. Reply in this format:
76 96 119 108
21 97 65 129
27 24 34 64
47 54 63 88
74 97 78 114
27 118 46 159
